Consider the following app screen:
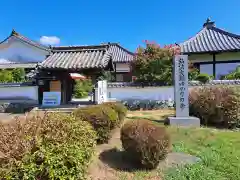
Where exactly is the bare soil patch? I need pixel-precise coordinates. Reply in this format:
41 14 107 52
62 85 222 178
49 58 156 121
87 110 176 180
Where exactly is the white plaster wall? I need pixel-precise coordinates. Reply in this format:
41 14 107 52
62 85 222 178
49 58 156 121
115 63 130 72
0 86 38 101
189 54 213 62
216 52 240 61
189 52 240 62
108 87 174 101
0 38 49 64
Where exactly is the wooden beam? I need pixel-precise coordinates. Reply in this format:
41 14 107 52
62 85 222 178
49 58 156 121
213 53 216 79
114 63 117 81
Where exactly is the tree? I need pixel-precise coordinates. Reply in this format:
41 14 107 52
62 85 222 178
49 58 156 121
97 71 115 82
188 62 200 80
131 41 199 85
12 68 26 82
0 68 26 83
73 79 93 98
0 70 13 83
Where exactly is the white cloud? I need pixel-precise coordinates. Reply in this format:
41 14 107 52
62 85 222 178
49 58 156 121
40 36 60 46
0 58 11 63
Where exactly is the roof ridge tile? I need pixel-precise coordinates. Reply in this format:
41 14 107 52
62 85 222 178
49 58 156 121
10 30 50 51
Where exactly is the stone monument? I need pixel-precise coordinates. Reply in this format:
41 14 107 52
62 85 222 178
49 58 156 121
167 55 200 127
97 80 108 104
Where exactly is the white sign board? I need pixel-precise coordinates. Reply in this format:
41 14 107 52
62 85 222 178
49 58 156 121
42 92 61 106
173 55 189 117
97 80 107 104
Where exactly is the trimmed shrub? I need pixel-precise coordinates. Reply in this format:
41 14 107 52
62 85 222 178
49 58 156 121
195 73 211 83
120 120 170 169
189 86 240 128
0 116 40 166
0 113 97 180
101 102 127 126
73 105 118 143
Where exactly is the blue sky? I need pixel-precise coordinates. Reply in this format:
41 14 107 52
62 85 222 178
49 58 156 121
1 0 240 51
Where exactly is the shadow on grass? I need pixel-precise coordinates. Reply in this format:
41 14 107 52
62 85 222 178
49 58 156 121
99 148 145 172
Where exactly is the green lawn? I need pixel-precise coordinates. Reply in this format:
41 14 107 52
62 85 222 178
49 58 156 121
89 110 240 180
165 127 240 180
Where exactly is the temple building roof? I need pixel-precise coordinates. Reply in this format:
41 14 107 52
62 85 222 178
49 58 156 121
41 43 134 70
0 30 50 51
0 63 37 69
180 19 240 54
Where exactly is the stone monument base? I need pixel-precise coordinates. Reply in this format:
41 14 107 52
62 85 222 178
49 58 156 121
166 116 200 127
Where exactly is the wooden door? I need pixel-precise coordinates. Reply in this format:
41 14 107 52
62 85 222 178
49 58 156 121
50 80 61 92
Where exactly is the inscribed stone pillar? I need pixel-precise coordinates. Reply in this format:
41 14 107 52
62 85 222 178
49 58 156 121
167 55 200 127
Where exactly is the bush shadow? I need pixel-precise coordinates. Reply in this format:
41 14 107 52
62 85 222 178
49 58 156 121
4 103 36 114
99 148 145 172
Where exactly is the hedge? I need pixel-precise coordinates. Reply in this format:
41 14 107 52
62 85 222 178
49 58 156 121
73 105 118 144
0 113 96 180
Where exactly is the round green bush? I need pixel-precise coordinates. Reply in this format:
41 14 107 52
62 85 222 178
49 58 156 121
120 120 171 169
189 86 240 128
195 73 211 83
73 105 118 143
101 102 127 126
2 113 97 180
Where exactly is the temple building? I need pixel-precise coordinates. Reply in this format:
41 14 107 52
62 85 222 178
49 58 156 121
179 19 240 79
0 30 50 73
0 30 134 82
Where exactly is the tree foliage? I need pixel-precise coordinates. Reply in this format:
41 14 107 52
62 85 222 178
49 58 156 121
97 71 115 82
0 68 26 83
131 41 200 85
73 79 93 98
11 68 26 82
0 70 13 83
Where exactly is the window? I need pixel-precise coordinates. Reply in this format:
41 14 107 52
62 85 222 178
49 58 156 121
216 62 240 79
200 64 213 76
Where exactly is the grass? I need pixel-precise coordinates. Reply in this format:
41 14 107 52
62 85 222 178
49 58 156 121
165 127 240 180
88 109 240 180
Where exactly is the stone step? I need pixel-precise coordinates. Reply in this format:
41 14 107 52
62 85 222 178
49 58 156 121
36 108 77 111
41 110 73 114
33 104 89 113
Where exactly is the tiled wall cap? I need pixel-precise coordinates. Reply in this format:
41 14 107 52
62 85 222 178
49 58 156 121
107 80 240 88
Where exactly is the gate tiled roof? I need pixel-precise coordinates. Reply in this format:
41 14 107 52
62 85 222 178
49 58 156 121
41 43 134 70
